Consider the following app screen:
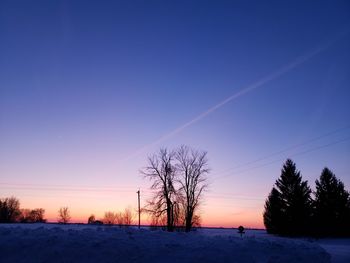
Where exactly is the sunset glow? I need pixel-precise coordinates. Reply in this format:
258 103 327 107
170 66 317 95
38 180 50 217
1 1 350 229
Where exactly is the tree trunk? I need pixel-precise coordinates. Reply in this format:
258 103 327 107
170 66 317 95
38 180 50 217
166 199 174 232
185 208 193 232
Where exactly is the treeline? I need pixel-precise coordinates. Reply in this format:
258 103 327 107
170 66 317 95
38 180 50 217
0 197 135 226
0 197 46 223
264 159 350 237
88 208 134 226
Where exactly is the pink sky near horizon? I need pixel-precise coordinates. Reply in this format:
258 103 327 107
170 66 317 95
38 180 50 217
2 140 349 230
8 189 265 229
2 174 267 229
37 207 266 229
3 149 349 230
1 0 350 231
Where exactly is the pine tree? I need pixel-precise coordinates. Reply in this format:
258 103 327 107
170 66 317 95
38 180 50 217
264 159 312 236
314 167 350 236
263 187 283 234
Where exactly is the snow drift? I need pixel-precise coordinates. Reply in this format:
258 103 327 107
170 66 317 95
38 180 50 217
0 224 330 263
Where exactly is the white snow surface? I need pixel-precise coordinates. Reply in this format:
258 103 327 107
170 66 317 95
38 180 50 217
0 223 346 263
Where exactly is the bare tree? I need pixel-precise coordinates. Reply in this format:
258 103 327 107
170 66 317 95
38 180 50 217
30 208 45 222
103 211 116 225
58 207 71 224
176 145 209 231
0 197 21 223
141 148 177 232
192 214 202 228
19 209 31 223
149 214 167 230
115 212 124 226
123 208 133 226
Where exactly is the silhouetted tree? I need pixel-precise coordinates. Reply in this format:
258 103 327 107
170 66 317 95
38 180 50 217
175 145 209 232
264 159 312 236
0 197 21 223
115 212 124 226
313 168 350 236
29 208 45 223
148 214 167 231
88 214 96 224
114 209 133 227
103 211 116 225
141 148 177 232
122 208 133 226
263 187 283 234
191 214 202 228
19 209 31 223
58 207 71 224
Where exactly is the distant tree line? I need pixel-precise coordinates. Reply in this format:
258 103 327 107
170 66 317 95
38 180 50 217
0 198 136 226
141 145 209 232
264 159 350 237
0 197 46 223
91 207 134 226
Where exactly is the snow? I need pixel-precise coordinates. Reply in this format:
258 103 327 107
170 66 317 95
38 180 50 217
317 239 350 263
0 224 347 263
198 228 350 263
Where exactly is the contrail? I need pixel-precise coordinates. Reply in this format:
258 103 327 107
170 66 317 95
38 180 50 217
121 32 348 162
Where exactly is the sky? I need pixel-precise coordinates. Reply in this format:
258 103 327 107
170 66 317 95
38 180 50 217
1 0 350 228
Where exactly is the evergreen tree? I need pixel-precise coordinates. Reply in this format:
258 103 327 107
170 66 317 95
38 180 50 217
263 187 283 234
264 159 312 236
314 167 350 236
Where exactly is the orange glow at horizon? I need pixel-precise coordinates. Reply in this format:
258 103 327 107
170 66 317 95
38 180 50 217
44 212 264 229
40 199 265 229
4 184 266 229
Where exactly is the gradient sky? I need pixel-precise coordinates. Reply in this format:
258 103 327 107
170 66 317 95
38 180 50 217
1 0 350 228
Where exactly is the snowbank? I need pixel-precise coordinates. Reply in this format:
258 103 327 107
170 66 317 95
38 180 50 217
0 224 331 263
317 238 350 263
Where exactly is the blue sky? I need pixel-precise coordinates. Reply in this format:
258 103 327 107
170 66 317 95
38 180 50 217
1 0 350 226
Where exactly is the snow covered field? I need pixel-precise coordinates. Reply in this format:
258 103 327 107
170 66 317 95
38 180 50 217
199 228 350 263
0 224 348 263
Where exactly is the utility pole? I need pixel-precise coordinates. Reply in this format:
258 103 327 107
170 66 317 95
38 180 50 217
137 189 140 229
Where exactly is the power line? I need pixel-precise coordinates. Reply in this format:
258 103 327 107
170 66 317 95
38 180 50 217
214 136 350 180
1 126 348 192
206 195 264 201
0 182 137 191
213 125 350 177
0 186 141 193
0 188 265 202
1 134 349 203
0 182 266 201
0 193 134 200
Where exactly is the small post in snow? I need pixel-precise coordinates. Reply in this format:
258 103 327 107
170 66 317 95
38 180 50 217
238 225 245 238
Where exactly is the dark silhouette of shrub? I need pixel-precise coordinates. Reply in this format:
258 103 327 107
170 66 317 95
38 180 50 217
88 214 96 224
0 197 21 223
19 208 46 223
